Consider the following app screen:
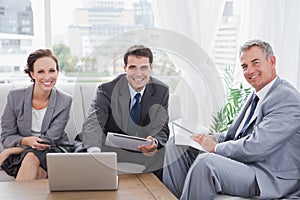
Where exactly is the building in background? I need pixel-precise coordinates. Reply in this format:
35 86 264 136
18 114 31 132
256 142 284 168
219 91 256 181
212 1 238 69
0 0 33 36
68 0 153 58
0 0 34 83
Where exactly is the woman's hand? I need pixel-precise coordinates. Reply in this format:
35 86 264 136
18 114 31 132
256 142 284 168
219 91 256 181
137 136 158 157
21 136 51 151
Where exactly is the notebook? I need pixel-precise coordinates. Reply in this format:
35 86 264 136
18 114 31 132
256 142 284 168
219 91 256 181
46 152 118 191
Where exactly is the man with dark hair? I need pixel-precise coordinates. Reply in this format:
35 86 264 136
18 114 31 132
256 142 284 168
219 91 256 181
81 45 169 179
163 39 300 199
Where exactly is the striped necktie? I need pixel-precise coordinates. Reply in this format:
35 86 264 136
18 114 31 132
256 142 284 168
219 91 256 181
235 94 259 140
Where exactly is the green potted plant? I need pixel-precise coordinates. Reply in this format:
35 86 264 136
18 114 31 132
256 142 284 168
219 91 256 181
210 66 251 132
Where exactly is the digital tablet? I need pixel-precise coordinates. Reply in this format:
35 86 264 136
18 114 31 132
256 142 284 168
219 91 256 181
105 132 152 152
172 122 208 152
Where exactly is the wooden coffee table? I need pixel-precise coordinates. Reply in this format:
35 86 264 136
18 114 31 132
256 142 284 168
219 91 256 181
0 173 177 200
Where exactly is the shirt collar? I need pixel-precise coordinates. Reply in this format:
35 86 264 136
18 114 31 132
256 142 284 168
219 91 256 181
255 76 278 101
128 83 146 100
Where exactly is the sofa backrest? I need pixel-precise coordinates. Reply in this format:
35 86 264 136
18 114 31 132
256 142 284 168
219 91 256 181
55 83 86 143
0 84 24 151
0 84 14 137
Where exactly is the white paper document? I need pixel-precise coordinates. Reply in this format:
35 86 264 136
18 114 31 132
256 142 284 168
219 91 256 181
105 132 152 152
172 122 209 152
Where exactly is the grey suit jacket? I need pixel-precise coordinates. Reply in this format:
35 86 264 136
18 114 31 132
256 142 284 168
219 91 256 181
1 84 72 148
81 73 170 150
216 77 300 197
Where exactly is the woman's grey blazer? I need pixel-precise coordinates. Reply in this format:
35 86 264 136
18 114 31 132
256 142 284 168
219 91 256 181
0 84 72 148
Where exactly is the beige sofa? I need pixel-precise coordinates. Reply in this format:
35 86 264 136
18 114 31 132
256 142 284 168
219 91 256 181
0 82 248 199
0 82 182 181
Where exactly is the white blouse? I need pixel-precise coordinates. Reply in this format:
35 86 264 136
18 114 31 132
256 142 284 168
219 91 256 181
31 107 47 136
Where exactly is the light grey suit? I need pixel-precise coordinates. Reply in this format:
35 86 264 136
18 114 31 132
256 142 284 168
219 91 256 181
163 77 300 199
1 84 72 148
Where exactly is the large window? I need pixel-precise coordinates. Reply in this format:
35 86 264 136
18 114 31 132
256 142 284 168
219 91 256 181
1 0 299 128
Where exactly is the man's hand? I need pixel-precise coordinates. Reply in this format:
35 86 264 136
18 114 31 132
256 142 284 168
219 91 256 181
21 136 51 151
192 134 217 153
137 136 157 156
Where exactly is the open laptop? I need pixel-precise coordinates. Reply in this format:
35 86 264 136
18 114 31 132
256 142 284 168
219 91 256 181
46 152 118 191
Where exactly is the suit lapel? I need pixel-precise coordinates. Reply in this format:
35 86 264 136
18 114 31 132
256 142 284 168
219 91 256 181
225 93 254 141
112 76 130 132
242 77 281 137
119 90 130 132
264 76 281 99
23 85 34 136
141 85 155 125
41 88 56 134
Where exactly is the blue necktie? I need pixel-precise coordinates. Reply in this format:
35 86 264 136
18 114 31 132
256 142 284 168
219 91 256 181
130 93 141 125
235 95 259 140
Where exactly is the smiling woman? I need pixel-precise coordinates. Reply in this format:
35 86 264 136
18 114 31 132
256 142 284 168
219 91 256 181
26 50 58 79
0 49 72 181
